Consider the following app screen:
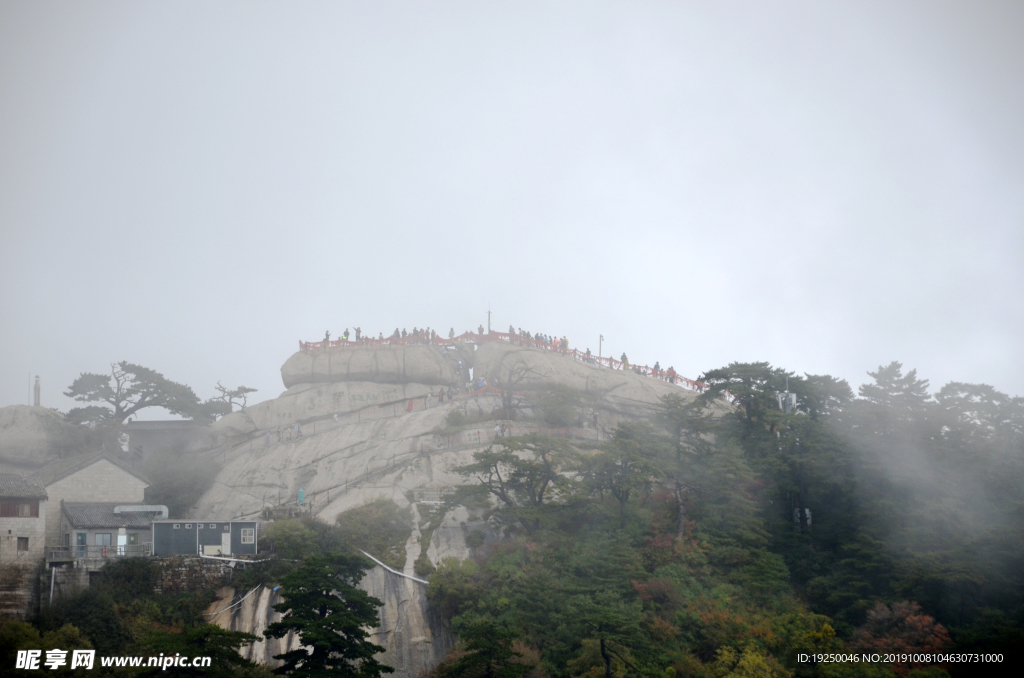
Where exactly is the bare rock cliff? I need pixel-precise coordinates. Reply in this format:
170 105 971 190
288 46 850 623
197 341 702 676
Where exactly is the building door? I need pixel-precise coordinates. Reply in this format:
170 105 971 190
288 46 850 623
221 531 231 556
76 532 87 557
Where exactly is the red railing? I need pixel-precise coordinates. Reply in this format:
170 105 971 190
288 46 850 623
299 330 707 393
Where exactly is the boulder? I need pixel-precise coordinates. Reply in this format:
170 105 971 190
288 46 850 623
471 342 698 417
209 381 436 440
280 345 472 390
0 405 75 470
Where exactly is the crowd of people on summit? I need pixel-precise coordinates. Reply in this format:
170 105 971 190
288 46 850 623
308 324 683 386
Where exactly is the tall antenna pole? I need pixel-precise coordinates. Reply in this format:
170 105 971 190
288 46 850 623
599 335 604 368
487 306 491 334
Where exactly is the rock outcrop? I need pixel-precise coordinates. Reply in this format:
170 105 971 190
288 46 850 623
194 341 708 676
280 344 473 390
0 405 76 472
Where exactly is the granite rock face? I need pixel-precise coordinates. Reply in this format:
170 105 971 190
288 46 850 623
471 341 695 418
196 341 709 676
0 405 75 471
280 344 473 390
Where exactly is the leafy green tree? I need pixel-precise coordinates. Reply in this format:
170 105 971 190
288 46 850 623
334 499 413 570
264 553 393 677
540 386 583 428
435 618 532 678
568 589 645 678
265 519 320 560
37 588 131 656
858 362 931 413
455 434 580 533
935 381 1023 446
64 362 204 424
137 625 259 678
211 381 259 413
582 423 668 526
708 643 789 678
699 362 794 427
0 620 42 669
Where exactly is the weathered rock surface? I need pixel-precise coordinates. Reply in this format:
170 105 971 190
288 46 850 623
0 405 75 471
207 381 437 443
280 345 472 390
471 342 697 417
194 342 711 677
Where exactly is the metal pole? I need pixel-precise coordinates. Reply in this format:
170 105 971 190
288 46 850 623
49 566 55 605
599 335 603 367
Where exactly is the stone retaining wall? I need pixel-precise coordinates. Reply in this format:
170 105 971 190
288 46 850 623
154 557 234 596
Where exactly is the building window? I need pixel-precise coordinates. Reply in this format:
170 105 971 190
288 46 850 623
240 528 255 544
17 537 28 551
209 524 216 529
17 504 31 517
173 523 180 529
95 534 112 546
198 523 204 529
127 533 139 546
223 525 230 531
185 524 192 529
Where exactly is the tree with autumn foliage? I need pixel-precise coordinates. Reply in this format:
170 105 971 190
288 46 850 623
848 601 950 676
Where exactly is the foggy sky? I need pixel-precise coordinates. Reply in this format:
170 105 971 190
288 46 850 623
2 1 1022 417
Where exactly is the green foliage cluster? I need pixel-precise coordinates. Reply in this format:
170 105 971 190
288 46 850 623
539 387 583 428
264 553 392 677
444 408 500 432
334 498 413 571
4 558 265 677
260 500 412 576
431 360 1022 677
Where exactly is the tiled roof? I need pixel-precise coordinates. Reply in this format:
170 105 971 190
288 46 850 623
0 474 48 500
62 503 156 529
31 451 148 487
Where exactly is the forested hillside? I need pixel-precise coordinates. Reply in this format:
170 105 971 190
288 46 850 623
425 361 1024 678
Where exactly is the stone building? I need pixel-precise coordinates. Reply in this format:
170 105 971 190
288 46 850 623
0 474 47 562
31 452 149 549
58 502 163 559
0 474 47 618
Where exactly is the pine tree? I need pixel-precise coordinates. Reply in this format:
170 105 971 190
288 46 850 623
264 553 394 677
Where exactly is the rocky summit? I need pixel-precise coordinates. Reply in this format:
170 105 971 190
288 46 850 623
193 338 705 676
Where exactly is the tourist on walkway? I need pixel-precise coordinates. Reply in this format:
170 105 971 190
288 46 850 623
621 353 629 369
355 327 361 340
449 328 455 339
